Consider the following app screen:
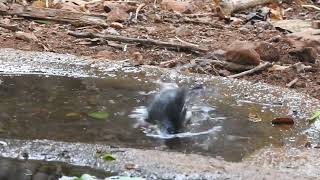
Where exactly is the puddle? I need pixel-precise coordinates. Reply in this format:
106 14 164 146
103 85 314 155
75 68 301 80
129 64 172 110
0 157 113 180
0 74 308 162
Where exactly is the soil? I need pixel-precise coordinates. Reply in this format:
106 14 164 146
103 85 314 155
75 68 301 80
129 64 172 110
0 0 319 99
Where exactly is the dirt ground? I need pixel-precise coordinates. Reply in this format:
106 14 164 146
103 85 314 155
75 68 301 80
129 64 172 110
0 0 319 99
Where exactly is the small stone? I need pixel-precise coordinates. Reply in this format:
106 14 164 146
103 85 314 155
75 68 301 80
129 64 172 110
255 41 280 62
102 27 120 36
145 26 157 35
295 81 306 88
110 22 124 29
218 69 231 77
104 2 135 22
15 31 38 42
238 27 250 34
132 52 143 65
124 163 137 170
175 25 192 36
160 0 195 14
312 20 320 29
269 35 282 43
289 47 317 63
225 41 261 65
154 14 162 23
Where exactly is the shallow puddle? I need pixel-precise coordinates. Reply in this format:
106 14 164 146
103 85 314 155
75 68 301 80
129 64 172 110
0 74 306 161
0 157 113 180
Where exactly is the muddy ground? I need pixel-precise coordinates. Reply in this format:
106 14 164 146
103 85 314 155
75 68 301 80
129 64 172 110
0 0 319 99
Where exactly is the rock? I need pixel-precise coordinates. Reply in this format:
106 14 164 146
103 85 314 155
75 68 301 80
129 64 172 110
289 47 317 63
160 0 195 14
15 31 38 42
286 29 320 53
102 27 120 36
104 2 135 22
272 19 312 33
255 41 280 62
225 41 261 66
312 20 320 29
218 69 231 77
106 8 128 22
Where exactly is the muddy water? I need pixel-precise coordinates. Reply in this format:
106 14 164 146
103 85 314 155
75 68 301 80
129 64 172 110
0 157 113 180
0 74 305 162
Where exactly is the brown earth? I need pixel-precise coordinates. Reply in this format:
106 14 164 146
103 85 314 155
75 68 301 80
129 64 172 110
0 0 319 99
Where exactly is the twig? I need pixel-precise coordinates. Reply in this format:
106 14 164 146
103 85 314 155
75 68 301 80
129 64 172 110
175 36 199 47
228 62 272 78
302 4 320 11
153 0 157 8
194 58 255 72
286 77 299 88
68 31 208 53
0 23 21 31
134 3 146 22
163 17 224 29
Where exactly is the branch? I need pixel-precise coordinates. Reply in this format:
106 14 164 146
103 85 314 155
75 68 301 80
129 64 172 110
228 62 272 78
0 4 108 27
68 31 208 53
0 23 21 31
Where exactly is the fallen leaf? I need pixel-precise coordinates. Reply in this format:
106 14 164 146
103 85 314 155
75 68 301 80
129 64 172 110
248 113 262 122
88 112 109 120
31 0 46 8
308 110 320 124
268 64 290 71
271 117 294 125
66 112 80 117
103 153 116 161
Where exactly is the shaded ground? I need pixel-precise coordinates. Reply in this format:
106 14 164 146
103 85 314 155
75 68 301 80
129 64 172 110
0 0 319 101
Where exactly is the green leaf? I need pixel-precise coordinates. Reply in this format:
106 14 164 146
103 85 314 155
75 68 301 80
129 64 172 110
88 112 109 120
308 110 320 124
103 153 116 161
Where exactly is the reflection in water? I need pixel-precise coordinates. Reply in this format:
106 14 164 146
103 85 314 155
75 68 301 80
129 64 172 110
0 75 301 161
0 157 112 180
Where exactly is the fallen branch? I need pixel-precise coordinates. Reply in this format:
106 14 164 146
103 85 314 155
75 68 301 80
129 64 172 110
214 0 272 18
0 4 108 27
134 3 146 22
194 58 255 71
228 62 272 78
286 77 299 88
68 31 208 53
301 4 320 11
0 23 21 31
